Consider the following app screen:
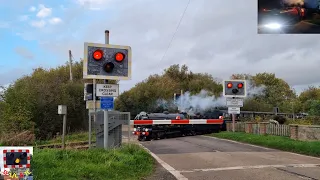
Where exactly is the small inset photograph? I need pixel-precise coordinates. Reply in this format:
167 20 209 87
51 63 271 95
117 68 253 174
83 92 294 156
0 147 33 180
258 0 320 34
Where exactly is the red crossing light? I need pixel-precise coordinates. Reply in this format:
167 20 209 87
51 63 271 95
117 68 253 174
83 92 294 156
93 50 103 60
115 52 125 62
237 83 243 89
227 83 232 88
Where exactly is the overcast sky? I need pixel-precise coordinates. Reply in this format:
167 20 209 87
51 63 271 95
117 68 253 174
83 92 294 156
1 0 319 94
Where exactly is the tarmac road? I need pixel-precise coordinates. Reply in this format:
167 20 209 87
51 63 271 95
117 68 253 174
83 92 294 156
140 135 320 180
258 21 320 34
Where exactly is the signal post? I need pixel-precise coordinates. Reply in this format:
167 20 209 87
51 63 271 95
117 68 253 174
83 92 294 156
83 30 132 149
223 80 247 132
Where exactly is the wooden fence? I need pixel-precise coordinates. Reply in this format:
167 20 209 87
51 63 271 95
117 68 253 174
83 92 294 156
227 122 320 141
230 122 290 137
266 124 290 137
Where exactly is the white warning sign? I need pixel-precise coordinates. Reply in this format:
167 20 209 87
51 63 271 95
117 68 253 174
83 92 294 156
96 84 119 97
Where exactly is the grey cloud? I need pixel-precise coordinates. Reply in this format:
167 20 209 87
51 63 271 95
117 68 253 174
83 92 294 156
14 46 34 59
25 0 320 93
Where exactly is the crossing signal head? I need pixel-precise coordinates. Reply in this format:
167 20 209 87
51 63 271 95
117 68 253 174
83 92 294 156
83 42 132 80
223 80 247 98
5 151 29 166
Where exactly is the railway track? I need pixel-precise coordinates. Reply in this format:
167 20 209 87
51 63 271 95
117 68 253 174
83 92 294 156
36 141 96 150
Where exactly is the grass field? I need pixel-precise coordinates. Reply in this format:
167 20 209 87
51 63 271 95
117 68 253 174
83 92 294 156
209 132 320 157
32 144 154 180
29 131 155 180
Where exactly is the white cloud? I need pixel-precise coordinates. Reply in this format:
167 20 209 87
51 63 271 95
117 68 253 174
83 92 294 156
76 0 114 10
36 4 52 18
49 17 62 25
30 20 46 28
29 6 36 12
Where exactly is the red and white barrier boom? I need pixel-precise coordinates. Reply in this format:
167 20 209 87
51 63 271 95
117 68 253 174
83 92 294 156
130 118 223 125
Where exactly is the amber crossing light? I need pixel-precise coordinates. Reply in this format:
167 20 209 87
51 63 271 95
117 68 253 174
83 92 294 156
104 62 115 73
93 50 103 60
15 158 20 164
227 83 232 88
115 52 125 62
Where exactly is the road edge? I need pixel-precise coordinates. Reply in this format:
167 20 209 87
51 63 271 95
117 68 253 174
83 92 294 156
203 135 320 160
138 143 188 180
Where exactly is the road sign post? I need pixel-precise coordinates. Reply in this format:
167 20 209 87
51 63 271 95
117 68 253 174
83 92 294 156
83 30 132 150
223 79 247 133
226 99 241 133
58 105 67 150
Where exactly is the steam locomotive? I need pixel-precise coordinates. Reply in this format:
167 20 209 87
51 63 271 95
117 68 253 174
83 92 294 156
132 110 225 141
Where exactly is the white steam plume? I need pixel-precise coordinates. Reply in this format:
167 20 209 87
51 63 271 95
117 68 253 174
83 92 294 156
246 80 266 98
155 80 266 113
177 90 225 114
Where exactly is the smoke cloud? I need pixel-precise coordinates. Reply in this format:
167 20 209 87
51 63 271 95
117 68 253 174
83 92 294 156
155 80 267 113
177 90 225 114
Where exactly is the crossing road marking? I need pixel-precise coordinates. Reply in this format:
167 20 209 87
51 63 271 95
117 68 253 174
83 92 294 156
138 143 188 180
179 164 320 173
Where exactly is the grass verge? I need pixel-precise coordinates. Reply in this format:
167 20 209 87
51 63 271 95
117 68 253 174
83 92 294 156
208 132 320 157
32 143 154 180
35 131 96 145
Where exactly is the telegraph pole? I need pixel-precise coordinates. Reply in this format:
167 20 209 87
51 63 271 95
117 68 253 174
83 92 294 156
104 30 109 84
69 50 73 82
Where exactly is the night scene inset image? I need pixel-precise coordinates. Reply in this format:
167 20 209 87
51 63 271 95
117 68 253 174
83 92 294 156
258 0 320 34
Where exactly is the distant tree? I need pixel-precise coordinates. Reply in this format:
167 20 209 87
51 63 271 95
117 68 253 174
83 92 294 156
231 73 296 112
307 100 320 116
0 61 93 140
298 86 320 113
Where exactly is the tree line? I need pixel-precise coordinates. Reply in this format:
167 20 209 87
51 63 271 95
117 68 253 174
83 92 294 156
0 61 319 142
